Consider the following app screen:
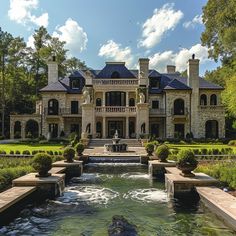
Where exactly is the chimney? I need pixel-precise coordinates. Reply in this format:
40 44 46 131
47 55 58 85
138 58 149 86
166 65 176 74
187 54 199 88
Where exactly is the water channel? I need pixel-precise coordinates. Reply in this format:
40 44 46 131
0 163 234 235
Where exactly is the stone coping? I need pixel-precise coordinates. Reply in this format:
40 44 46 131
12 173 65 185
0 187 36 213
52 160 83 167
49 167 66 174
197 186 236 231
149 160 176 167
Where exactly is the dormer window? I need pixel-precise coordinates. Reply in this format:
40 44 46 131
150 78 160 88
71 79 80 89
111 71 120 78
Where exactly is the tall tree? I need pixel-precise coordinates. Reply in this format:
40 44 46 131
0 28 13 137
64 57 88 74
201 0 236 61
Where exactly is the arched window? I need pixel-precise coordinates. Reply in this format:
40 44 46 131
14 121 21 138
111 71 120 78
71 79 80 89
205 120 219 138
173 99 185 115
200 94 207 105
129 98 135 106
48 99 59 115
210 94 217 105
96 98 102 106
25 120 39 138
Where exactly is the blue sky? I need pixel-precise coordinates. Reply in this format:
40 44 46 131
0 0 219 75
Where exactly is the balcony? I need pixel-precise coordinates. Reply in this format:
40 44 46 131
171 108 189 121
44 108 82 117
149 108 166 116
93 79 138 86
199 105 225 111
95 106 136 115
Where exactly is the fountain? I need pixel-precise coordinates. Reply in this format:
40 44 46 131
104 130 128 152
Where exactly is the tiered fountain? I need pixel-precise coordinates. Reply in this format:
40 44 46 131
104 130 128 152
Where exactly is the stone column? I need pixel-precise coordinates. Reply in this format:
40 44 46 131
136 103 149 138
126 117 129 138
10 119 14 139
126 92 129 107
21 122 26 139
102 92 106 106
102 117 106 138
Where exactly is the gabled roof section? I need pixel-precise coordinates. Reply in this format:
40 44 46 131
40 80 67 92
164 78 191 90
96 62 136 78
149 69 161 77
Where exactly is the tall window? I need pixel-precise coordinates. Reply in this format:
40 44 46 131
106 91 126 106
71 101 79 114
48 99 59 115
129 98 135 106
210 94 217 105
200 94 207 105
173 99 185 115
152 100 159 109
49 123 58 138
96 98 102 106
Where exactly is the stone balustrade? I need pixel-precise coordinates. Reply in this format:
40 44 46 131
199 105 225 110
93 79 138 86
95 106 136 113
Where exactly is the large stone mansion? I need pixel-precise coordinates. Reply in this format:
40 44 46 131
10 55 225 140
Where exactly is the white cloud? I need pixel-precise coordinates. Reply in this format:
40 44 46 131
183 14 202 29
98 40 134 66
149 43 210 72
139 3 183 49
53 18 88 55
26 34 35 48
8 0 49 27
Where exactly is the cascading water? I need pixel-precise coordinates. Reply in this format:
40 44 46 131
0 163 235 235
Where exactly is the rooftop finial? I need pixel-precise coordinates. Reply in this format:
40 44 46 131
192 54 195 60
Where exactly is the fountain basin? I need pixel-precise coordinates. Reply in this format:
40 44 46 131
104 143 128 152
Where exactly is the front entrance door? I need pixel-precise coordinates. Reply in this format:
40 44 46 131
151 123 159 137
108 121 123 138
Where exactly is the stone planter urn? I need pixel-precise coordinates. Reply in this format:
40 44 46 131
32 153 52 178
177 163 198 177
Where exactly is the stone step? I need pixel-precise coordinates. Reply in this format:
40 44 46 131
0 186 36 213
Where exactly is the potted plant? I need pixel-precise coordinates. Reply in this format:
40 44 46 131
177 150 198 177
63 146 75 163
75 142 85 157
32 153 52 177
155 145 169 162
145 142 155 156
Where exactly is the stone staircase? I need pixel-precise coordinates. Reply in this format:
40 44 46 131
88 139 142 147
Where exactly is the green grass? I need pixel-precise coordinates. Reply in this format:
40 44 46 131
0 143 64 154
167 143 236 152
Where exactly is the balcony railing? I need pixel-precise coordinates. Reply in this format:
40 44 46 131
95 106 136 113
149 108 166 115
199 105 225 110
93 79 138 86
44 108 82 116
171 108 189 116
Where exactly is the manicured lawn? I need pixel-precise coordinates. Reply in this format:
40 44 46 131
167 143 236 153
0 143 64 154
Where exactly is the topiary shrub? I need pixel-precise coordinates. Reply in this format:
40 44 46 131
54 151 58 155
177 150 198 177
155 145 169 162
63 147 75 163
9 150 14 155
15 150 20 155
75 142 85 156
228 140 236 146
32 153 52 177
201 148 207 155
145 142 155 156
22 150 31 155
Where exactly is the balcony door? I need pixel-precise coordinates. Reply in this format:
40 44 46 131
106 92 126 106
108 121 123 138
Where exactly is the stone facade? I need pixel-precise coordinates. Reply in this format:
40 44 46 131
10 57 226 140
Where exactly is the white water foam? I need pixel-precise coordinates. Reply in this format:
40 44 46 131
123 188 168 203
56 186 119 205
120 172 149 179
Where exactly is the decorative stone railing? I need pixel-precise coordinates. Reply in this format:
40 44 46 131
171 108 189 116
199 105 225 110
44 108 82 116
93 79 138 86
149 108 166 115
95 106 136 113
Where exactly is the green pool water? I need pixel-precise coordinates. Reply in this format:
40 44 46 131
0 164 235 236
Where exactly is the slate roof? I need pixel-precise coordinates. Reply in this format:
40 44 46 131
40 62 223 93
